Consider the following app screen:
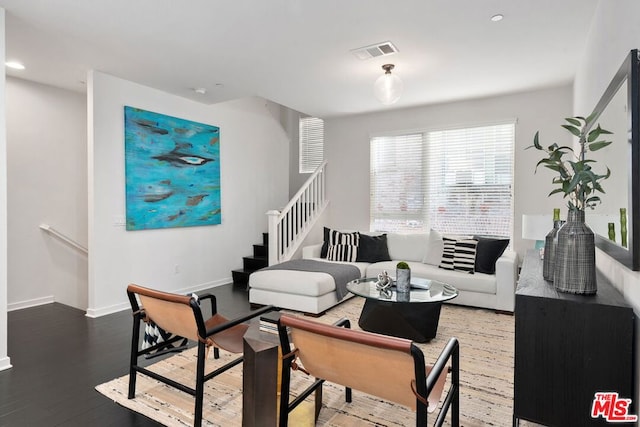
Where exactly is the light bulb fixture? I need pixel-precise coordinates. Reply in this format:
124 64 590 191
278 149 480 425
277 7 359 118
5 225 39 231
373 64 403 105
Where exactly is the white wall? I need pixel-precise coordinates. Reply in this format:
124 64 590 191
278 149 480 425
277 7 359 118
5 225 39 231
0 8 11 371
87 71 289 316
573 0 640 402
573 0 640 313
6 77 87 311
324 85 573 259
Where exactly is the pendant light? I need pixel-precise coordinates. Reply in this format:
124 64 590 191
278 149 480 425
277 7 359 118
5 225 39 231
374 64 403 105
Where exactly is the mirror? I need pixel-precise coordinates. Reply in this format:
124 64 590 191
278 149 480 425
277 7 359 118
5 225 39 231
586 49 640 270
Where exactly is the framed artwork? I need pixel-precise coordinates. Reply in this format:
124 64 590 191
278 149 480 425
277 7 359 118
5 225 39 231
124 106 221 230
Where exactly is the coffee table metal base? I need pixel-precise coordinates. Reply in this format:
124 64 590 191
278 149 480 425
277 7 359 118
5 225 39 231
358 299 443 343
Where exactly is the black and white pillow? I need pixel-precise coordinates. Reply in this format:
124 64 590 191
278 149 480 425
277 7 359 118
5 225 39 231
327 244 358 262
439 236 478 274
439 237 458 271
321 227 360 258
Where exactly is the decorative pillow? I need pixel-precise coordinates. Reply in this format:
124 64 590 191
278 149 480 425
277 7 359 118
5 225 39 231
473 235 510 274
356 234 391 262
321 227 360 258
439 237 478 274
327 244 358 262
422 229 444 266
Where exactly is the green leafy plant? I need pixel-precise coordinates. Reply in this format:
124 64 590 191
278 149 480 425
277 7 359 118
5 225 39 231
528 114 613 211
396 261 410 269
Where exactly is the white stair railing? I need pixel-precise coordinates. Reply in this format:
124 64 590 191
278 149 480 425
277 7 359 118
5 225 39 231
267 161 328 265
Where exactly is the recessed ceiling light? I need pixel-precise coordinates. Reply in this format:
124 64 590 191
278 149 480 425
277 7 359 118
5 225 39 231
5 61 25 70
491 14 504 22
194 88 207 95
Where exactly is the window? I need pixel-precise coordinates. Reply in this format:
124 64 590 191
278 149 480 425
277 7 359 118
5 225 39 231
370 133 427 232
370 122 514 237
299 117 324 173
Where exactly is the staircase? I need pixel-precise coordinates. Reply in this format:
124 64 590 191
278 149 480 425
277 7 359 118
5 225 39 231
231 232 268 286
267 161 328 265
233 161 328 286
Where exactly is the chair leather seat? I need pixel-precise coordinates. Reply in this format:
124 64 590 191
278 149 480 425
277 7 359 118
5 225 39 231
205 314 249 353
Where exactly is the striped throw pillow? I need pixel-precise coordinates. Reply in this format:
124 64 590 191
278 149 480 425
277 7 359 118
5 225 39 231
327 244 358 262
439 237 458 270
439 237 478 274
329 229 359 246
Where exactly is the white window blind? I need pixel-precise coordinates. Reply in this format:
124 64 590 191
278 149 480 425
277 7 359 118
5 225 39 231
370 122 514 237
370 133 427 232
299 117 324 173
426 123 514 237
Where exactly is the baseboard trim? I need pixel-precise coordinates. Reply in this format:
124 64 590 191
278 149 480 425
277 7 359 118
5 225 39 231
85 278 232 318
0 356 12 371
8 295 55 312
85 301 129 318
185 278 231 294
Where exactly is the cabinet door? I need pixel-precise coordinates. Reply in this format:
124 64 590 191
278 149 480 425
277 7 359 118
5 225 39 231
514 291 635 426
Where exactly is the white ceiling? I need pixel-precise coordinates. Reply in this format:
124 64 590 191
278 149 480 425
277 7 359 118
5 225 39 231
0 0 599 118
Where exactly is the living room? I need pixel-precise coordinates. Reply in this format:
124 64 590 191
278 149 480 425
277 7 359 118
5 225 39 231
0 0 639 425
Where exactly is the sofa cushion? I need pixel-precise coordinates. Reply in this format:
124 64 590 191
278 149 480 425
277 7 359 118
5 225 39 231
386 233 429 262
321 227 360 258
439 237 477 274
249 270 338 297
327 244 358 262
473 236 510 274
356 233 391 262
422 229 444 266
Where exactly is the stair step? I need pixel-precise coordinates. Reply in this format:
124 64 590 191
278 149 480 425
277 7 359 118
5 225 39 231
243 255 268 272
231 269 251 286
253 244 267 258
231 232 269 290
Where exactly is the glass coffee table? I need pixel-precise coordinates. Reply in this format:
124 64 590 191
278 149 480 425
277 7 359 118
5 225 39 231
346 277 458 342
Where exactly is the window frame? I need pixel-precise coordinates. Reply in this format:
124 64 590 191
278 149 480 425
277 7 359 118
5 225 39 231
299 116 324 174
369 120 515 238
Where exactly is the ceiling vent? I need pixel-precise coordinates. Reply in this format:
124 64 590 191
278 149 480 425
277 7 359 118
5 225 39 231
351 41 399 60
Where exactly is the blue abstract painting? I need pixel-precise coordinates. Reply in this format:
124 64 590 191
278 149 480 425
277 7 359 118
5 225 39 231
124 106 221 230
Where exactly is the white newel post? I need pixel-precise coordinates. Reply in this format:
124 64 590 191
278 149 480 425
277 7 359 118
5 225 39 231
266 210 280 266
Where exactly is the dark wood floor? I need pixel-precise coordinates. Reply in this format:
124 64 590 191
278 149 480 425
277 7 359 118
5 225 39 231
0 284 251 426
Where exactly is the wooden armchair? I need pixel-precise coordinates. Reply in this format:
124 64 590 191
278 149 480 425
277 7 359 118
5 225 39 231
277 313 459 426
126 283 274 427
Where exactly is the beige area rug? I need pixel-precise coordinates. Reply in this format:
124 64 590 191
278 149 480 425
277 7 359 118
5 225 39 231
96 298 518 426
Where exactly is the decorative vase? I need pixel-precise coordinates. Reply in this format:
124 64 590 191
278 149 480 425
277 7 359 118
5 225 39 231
396 267 411 293
396 290 410 302
620 208 628 248
608 222 616 242
543 218 564 281
553 210 597 295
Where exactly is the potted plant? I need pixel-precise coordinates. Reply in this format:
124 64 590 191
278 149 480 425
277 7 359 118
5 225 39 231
528 114 613 294
396 261 411 293
529 114 612 211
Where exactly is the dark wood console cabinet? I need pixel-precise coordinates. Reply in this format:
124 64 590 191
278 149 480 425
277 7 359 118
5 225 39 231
514 250 636 426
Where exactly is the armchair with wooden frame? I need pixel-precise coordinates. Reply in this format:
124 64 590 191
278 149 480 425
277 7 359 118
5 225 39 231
277 313 460 427
126 283 274 427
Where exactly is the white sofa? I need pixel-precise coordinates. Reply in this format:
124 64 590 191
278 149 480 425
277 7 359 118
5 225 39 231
249 231 519 315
